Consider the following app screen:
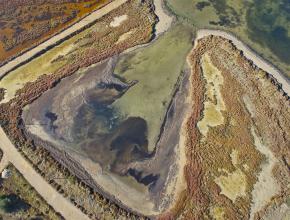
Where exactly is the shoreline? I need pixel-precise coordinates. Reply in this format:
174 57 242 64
0 0 173 78
124 4 290 98
0 0 113 69
0 128 90 220
0 0 289 218
0 0 128 78
187 32 290 220
120 0 174 55
195 29 290 96
153 0 173 36
1 0 289 97
164 62 192 214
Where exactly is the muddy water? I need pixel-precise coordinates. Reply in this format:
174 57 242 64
22 24 193 215
23 57 151 174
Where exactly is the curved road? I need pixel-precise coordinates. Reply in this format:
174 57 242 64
0 128 90 220
0 0 128 77
195 29 290 95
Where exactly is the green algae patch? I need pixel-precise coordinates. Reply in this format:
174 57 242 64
113 24 193 151
198 54 225 137
165 0 290 77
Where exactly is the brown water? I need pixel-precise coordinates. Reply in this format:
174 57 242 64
22 25 193 214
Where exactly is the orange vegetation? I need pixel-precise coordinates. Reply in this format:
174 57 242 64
163 36 290 219
0 0 156 218
0 0 111 65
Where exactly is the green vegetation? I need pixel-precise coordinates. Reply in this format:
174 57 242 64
0 165 62 219
113 24 193 151
0 194 29 214
165 0 290 77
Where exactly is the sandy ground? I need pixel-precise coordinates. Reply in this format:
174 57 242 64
249 127 279 220
74 155 157 216
0 0 128 77
0 153 8 173
116 30 134 44
109 14 128 27
0 127 90 220
195 29 290 95
121 0 173 55
197 54 226 137
163 62 192 212
154 0 173 36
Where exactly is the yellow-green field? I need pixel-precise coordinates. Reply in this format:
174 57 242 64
113 24 193 151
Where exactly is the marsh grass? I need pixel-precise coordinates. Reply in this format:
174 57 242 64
0 165 62 219
0 0 156 104
0 0 111 63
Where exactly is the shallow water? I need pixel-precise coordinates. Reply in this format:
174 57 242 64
246 0 290 64
113 24 193 152
22 24 193 214
166 0 290 77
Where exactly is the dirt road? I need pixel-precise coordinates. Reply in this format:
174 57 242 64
0 127 90 220
0 0 128 78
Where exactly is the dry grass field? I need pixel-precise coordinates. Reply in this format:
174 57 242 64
0 0 111 65
159 36 290 220
0 0 157 218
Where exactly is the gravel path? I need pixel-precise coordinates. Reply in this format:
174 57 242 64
0 0 128 78
0 127 90 220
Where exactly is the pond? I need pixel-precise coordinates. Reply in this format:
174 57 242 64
22 24 193 215
166 0 290 77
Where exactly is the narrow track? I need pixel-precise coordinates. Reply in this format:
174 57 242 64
0 0 128 78
0 1 131 219
0 127 90 220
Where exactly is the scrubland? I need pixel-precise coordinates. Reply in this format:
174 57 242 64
159 35 290 220
0 0 111 64
0 164 62 219
0 0 157 218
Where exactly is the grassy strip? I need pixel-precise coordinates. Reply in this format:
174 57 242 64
0 164 63 220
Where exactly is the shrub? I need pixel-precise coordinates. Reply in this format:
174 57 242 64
0 194 30 213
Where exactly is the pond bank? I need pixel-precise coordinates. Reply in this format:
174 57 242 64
195 29 290 95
